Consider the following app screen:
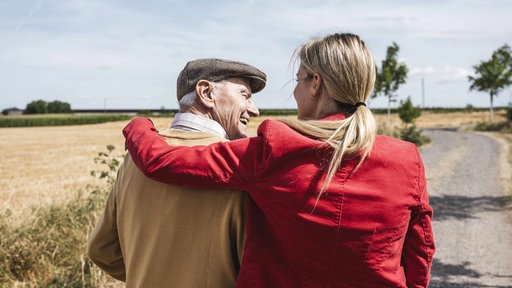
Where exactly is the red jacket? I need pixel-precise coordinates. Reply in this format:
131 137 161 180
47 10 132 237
123 116 435 288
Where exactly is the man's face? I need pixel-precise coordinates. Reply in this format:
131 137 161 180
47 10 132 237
210 77 260 139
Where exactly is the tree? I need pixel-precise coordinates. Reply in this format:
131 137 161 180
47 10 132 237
47 100 72 113
373 42 408 126
24 100 72 114
398 96 421 124
397 96 429 146
468 44 512 122
24 100 48 114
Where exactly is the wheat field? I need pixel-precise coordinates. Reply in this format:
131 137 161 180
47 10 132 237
0 110 508 222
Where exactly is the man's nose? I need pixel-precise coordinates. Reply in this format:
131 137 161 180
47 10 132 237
247 99 260 117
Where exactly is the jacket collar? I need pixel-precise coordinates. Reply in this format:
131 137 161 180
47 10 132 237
321 113 347 121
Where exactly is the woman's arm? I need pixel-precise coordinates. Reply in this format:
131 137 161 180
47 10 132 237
402 149 436 288
122 117 263 190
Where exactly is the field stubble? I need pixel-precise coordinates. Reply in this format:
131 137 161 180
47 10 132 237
0 110 509 223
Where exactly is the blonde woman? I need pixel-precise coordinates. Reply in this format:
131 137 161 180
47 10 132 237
123 33 435 287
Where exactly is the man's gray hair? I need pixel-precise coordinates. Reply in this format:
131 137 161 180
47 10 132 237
178 90 197 109
178 81 226 110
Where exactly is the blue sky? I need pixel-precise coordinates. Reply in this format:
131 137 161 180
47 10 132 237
1 0 511 111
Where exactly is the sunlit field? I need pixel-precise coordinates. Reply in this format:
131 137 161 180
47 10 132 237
0 110 508 222
0 110 510 286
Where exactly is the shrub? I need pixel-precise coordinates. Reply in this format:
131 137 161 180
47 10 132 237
377 122 399 138
25 100 48 114
47 101 72 114
396 96 430 146
400 125 431 146
398 96 421 124
24 100 73 114
0 145 124 287
474 121 512 133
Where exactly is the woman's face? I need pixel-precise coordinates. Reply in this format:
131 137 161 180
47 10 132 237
293 66 315 120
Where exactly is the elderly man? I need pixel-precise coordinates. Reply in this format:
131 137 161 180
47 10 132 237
87 58 266 287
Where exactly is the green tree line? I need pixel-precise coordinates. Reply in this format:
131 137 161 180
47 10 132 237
2 99 72 115
24 99 72 114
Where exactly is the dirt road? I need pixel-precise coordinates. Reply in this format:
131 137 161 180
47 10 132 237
420 129 512 287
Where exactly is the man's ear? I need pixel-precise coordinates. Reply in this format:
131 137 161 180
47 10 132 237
196 80 215 109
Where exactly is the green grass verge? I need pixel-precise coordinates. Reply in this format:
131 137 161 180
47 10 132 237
0 114 134 127
474 121 512 133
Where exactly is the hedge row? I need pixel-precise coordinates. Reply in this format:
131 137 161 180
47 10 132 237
0 114 134 127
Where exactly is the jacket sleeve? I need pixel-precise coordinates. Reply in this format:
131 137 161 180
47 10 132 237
87 185 126 282
402 148 435 287
122 117 263 190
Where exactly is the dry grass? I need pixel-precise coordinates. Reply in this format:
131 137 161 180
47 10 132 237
0 120 158 223
378 109 505 129
0 110 509 222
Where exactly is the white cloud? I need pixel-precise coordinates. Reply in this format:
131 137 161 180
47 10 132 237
409 65 471 82
439 66 472 81
1 0 511 110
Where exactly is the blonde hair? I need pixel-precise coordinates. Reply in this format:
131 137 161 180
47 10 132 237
280 33 377 198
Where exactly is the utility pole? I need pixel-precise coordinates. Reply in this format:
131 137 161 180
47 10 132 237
421 77 425 109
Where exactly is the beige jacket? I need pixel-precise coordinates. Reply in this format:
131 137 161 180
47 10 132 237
87 129 246 288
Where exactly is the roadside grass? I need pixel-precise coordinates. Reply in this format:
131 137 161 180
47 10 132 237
489 132 512 195
473 107 512 133
474 121 512 133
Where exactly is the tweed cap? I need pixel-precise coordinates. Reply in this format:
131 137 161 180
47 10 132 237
177 58 267 100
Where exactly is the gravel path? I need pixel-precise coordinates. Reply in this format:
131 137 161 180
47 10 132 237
420 129 512 288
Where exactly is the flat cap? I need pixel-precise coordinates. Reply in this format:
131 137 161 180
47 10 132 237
177 58 267 100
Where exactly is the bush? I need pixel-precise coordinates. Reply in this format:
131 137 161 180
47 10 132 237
25 100 48 114
398 97 421 124
48 101 72 114
0 145 124 287
396 96 430 146
24 100 72 115
399 125 431 146
474 121 512 133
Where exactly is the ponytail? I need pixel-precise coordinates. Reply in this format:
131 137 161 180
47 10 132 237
283 33 377 206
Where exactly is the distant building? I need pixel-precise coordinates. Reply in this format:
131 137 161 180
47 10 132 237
3 107 23 116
